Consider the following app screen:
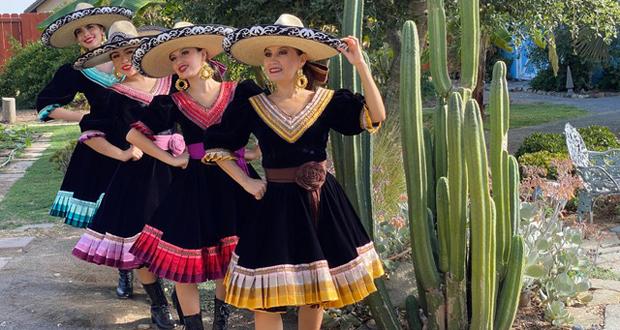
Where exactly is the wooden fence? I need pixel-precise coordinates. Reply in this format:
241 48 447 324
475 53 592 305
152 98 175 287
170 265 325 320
0 13 48 67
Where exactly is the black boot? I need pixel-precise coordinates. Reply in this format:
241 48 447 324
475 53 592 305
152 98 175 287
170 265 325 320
171 288 184 325
183 312 204 330
116 269 133 299
143 280 177 329
212 298 231 330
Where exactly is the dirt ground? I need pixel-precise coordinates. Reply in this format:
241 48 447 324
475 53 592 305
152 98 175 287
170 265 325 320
0 224 301 330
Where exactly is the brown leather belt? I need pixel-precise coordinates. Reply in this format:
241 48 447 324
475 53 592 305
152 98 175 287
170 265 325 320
264 161 327 224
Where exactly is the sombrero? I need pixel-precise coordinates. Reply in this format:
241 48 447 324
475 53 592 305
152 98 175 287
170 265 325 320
133 22 234 78
73 21 156 69
223 14 344 66
41 2 133 48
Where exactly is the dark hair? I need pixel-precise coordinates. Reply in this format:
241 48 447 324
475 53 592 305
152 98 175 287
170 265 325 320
295 49 329 90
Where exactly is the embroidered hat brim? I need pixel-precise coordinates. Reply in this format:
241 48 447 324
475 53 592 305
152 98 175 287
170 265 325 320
133 24 234 78
224 25 344 66
41 6 133 48
73 36 147 69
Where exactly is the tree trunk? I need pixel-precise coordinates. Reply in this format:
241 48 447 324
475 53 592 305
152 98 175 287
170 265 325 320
382 0 427 116
473 34 490 116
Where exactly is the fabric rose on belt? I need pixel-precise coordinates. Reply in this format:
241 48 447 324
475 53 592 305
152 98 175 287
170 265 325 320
168 133 186 157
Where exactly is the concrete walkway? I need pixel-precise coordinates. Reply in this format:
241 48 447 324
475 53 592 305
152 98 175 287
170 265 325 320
0 133 51 202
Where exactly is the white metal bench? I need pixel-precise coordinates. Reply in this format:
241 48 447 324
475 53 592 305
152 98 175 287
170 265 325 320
565 122 620 222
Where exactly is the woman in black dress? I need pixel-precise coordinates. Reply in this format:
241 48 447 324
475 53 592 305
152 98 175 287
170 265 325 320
37 2 134 227
202 14 386 330
127 22 261 330
70 21 183 329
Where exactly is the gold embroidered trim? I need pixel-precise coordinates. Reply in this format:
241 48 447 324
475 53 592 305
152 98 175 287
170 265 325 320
223 242 384 309
201 148 238 164
359 104 381 134
249 88 334 143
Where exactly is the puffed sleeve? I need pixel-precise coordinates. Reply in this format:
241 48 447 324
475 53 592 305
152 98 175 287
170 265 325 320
202 80 264 163
76 113 109 142
36 64 82 122
323 89 382 135
129 94 177 139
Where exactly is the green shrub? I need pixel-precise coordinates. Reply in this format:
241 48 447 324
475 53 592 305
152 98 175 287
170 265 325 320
0 40 78 109
578 125 620 151
516 132 566 158
49 140 77 174
516 125 620 158
518 151 569 178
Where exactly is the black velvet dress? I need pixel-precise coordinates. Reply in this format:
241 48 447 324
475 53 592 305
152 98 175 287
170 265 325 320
128 81 260 283
203 80 384 310
36 64 120 228
72 76 181 270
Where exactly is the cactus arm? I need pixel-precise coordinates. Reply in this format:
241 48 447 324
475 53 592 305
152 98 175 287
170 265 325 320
489 61 509 278
459 0 480 89
437 177 450 273
464 99 496 328
494 236 526 330
400 20 445 329
427 0 452 96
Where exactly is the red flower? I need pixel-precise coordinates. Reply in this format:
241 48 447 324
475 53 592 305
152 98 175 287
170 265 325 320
295 161 327 191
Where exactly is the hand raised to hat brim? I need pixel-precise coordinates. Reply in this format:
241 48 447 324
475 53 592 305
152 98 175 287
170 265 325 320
339 36 365 67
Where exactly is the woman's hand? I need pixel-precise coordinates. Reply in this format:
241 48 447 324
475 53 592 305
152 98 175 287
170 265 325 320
339 36 365 67
121 145 143 162
241 177 267 200
244 145 262 161
169 151 190 169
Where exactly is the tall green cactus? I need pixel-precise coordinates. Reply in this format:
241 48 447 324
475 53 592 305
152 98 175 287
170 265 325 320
464 99 496 329
328 0 400 328
399 0 525 327
446 92 467 329
400 20 445 329
490 61 512 278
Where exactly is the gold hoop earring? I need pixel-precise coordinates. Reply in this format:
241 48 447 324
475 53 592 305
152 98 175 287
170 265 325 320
175 79 189 91
199 63 214 80
114 71 125 82
265 79 275 93
296 69 308 89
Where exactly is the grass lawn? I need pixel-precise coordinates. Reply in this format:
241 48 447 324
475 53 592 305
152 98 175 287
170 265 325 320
423 102 587 129
487 102 588 129
0 124 79 229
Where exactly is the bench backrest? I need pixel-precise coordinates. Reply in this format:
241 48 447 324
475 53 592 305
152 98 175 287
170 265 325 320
565 123 590 167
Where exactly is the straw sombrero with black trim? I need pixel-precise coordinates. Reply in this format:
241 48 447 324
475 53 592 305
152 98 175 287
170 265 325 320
133 22 234 78
73 21 158 69
41 2 133 48
223 14 344 66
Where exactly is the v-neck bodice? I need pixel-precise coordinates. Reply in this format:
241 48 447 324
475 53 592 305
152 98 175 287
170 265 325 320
203 80 375 169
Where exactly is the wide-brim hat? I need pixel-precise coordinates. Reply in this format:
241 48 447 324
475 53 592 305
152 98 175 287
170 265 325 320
133 22 234 78
73 21 157 69
41 2 133 48
224 14 344 66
